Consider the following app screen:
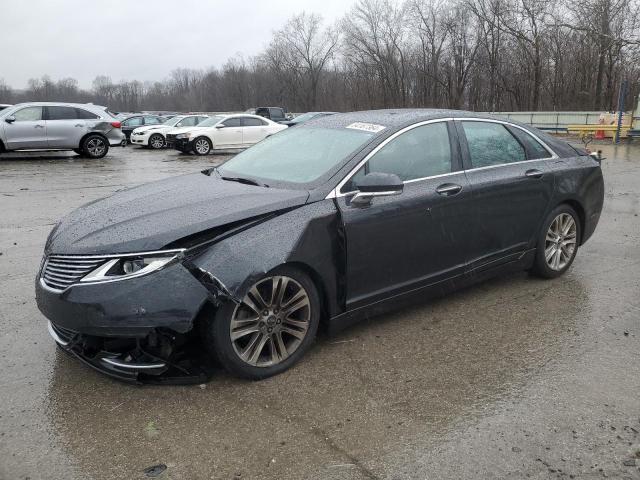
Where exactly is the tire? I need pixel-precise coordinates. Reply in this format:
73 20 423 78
148 134 165 150
192 136 212 155
205 265 320 379
81 134 109 159
531 204 581 279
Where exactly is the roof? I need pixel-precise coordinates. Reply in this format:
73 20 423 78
305 108 497 130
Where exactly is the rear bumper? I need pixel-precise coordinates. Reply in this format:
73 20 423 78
106 129 126 147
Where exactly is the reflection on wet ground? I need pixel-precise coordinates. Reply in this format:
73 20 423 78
1 144 639 479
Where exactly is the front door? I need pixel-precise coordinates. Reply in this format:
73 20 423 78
336 121 474 310
3 106 48 149
457 120 555 271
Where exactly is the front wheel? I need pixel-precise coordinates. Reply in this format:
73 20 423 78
149 134 165 149
205 266 320 379
192 136 212 155
531 205 581 279
81 135 109 159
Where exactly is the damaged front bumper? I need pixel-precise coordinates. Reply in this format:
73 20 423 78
37 260 218 383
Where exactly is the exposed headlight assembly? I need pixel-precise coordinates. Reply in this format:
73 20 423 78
80 249 184 284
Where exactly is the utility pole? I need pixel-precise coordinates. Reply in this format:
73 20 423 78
615 80 628 144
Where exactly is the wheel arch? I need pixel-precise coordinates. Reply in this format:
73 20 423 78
79 131 108 149
557 199 586 245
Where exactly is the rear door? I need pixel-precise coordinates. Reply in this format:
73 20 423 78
457 120 555 272
213 117 243 148
44 106 89 148
336 120 474 309
3 106 47 149
241 116 269 146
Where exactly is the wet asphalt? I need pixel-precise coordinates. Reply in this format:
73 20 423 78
0 144 638 480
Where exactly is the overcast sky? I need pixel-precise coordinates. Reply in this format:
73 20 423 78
1 0 355 89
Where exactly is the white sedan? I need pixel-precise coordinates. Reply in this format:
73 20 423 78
165 114 287 155
130 114 209 149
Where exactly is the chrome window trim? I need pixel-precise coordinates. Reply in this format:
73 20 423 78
326 117 558 200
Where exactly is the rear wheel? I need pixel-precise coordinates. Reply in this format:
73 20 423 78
192 136 212 155
81 135 109 159
149 134 165 149
205 266 320 379
531 205 580 278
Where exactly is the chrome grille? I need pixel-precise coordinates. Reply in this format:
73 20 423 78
42 254 108 291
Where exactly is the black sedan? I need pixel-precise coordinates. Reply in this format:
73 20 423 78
36 110 604 383
120 114 165 142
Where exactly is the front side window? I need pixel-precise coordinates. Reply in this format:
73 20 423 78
13 106 43 122
47 106 78 120
342 122 451 192
462 121 526 168
179 117 198 127
144 116 162 125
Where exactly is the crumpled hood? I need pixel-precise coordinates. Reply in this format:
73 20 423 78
47 173 310 255
167 126 207 136
133 125 170 134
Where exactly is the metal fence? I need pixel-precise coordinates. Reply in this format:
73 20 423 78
485 111 616 132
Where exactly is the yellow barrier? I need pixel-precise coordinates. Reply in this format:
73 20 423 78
567 124 630 139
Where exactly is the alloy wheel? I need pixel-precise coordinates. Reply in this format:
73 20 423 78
150 135 164 149
230 276 311 367
545 213 577 271
86 138 106 157
194 138 210 155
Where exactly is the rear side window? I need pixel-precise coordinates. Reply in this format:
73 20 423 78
462 121 526 168
222 118 242 127
179 117 198 127
243 117 266 126
13 106 43 121
510 128 552 159
270 108 285 119
197 116 208 124
255 108 269 118
75 108 99 119
46 106 78 120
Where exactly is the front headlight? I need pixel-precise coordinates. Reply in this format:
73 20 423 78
80 249 184 284
175 133 191 139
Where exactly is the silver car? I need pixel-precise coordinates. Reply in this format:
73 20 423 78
0 102 125 158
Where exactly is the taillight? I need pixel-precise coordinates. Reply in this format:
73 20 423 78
110 121 121 128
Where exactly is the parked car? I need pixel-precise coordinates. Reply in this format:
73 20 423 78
255 107 289 123
0 104 12 112
121 114 165 142
166 114 287 155
130 114 209 149
0 102 125 158
281 111 338 127
36 109 603 383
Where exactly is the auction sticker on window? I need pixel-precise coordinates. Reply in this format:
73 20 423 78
346 122 386 133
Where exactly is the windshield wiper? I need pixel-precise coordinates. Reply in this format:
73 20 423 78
221 176 269 188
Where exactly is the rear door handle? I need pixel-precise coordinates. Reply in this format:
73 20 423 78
34 124 45 129
74 124 83 128
436 183 463 196
525 169 544 179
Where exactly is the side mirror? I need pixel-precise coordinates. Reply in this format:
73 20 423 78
351 172 404 206
5 116 16 124
215 123 225 129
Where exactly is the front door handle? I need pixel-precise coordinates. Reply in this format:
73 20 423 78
436 183 463 196
525 169 544 179
34 124 45 129
74 124 83 128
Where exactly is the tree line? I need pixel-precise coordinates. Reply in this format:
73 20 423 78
1 0 639 114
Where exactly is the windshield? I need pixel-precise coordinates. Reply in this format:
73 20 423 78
291 113 316 124
195 115 225 128
163 116 183 126
218 127 374 184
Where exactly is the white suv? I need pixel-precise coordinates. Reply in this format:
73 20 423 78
130 115 208 149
